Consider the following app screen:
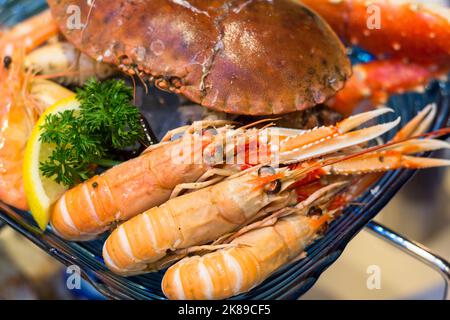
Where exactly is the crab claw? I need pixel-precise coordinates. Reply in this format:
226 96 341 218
300 0 450 68
324 139 450 175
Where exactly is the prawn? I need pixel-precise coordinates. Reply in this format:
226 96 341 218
0 10 125 210
0 10 61 209
102 108 450 276
161 106 450 300
0 46 74 210
51 108 400 240
25 41 116 86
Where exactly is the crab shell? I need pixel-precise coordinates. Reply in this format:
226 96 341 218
47 0 351 115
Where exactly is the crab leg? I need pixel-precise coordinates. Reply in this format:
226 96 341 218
300 0 450 68
300 0 450 114
328 60 438 116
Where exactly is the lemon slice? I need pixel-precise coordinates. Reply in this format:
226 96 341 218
24 96 79 230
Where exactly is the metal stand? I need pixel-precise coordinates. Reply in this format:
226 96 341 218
366 221 450 300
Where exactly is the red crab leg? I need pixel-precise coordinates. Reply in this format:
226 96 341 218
301 0 450 68
328 60 437 116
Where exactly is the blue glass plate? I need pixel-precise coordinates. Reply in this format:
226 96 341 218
1 0 449 300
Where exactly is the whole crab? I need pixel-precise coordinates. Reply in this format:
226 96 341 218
47 0 353 115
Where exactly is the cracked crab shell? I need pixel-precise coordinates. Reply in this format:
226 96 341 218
48 0 351 115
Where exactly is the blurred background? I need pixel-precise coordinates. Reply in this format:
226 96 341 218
0 0 449 300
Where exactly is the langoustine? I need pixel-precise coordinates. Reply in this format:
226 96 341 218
51 107 398 240
162 182 346 300
161 105 450 300
50 120 229 240
102 106 450 276
49 118 325 240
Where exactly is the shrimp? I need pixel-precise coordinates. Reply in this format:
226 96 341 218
50 120 286 240
0 10 58 58
161 106 450 300
51 108 400 241
0 10 65 209
102 107 450 276
0 48 74 210
2 9 114 87
0 9 128 211
162 182 345 300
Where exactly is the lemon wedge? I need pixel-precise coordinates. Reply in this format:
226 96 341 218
23 96 79 230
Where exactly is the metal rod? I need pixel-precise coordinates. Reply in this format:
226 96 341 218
366 220 450 300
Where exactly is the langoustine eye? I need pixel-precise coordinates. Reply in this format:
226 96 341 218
3 56 12 69
258 165 282 194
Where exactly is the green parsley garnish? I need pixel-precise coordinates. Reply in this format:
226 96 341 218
39 79 144 187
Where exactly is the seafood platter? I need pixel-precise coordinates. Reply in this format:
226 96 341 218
0 0 449 299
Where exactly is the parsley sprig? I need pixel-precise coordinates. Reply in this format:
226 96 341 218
39 79 144 187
